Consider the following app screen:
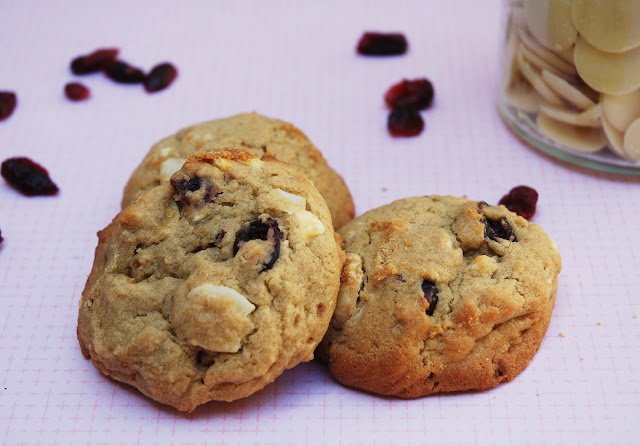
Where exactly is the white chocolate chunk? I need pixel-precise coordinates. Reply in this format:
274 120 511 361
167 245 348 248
247 157 264 168
293 210 325 239
572 0 640 53
213 158 233 171
539 103 602 128
276 189 306 210
517 27 577 75
333 253 365 329
542 70 595 110
623 117 640 162
574 37 640 95
188 284 256 316
159 147 172 157
602 89 640 133
537 113 607 153
523 0 577 52
602 115 631 160
516 51 564 106
159 157 186 180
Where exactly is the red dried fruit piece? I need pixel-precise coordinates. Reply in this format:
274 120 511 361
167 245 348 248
0 228 3 245
64 82 90 101
145 63 178 93
388 107 424 137
357 32 408 56
103 60 146 84
1 157 59 196
71 48 119 75
385 78 434 110
0 91 17 121
499 186 539 220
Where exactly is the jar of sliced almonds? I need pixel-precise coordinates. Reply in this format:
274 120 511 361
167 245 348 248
499 0 640 174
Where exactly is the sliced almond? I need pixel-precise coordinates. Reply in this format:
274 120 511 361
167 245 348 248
539 103 602 127
623 117 640 162
517 27 577 75
520 43 571 79
537 113 607 153
574 36 640 95
523 0 577 52
516 51 564 106
572 0 640 53
602 114 632 160
602 89 640 133
541 70 594 110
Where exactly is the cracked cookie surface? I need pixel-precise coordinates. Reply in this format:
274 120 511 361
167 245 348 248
318 196 561 397
121 112 355 229
78 149 343 412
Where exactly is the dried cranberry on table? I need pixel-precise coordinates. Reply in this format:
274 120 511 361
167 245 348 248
145 63 178 93
1 157 59 196
499 186 539 220
0 228 3 245
103 60 146 84
0 91 17 121
357 32 408 56
70 48 119 75
387 107 424 137
385 78 434 111
64 82 90 101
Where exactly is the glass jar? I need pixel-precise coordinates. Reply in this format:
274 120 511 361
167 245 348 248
498 0 640 175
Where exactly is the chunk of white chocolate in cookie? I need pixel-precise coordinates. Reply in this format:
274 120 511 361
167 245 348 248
160 157 186 180
292 209 325 240
333 253 365 329
172 284 256 353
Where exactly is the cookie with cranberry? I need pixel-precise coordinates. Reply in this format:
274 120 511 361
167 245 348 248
78 148 343 411
318 196 561 397
122 112 354 229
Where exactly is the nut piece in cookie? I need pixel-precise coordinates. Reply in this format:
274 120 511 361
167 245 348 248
319 195 561 398
77 148 343 411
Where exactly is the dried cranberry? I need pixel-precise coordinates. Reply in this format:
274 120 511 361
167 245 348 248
421 280 439 316
357 32 408 56
388 107 424 137
170 175 220 208
145 63 178 93
1 157 59 196
233 217 283 271
0 228 3 245
71 48 119 75
385 79 434 110
484 217 517 242
64 83 90 101
499 186 539 220
0 91 17 121
103 60 145 84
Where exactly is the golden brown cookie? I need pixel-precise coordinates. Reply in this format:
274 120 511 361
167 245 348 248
122 113 355 229
318 196 561 397
78 149 343 411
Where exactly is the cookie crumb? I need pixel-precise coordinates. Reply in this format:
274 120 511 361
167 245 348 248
580 357 584 360
634 314 638 319
559 332 566 338
597 322 601 326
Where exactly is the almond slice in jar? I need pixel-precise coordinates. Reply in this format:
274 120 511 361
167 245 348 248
523 0 577 52
516 51 565 106
574 36 640 95
541 70 594 110
537 113 607 153
539 103 602 127
623 117 640 162
602 114 633 160
517 27 577 75
572 0 640 53
520 43 572 79
602 88 640 133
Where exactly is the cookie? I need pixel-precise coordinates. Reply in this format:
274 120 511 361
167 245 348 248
78 148 343 412
122 112 355 229
318 196 561 397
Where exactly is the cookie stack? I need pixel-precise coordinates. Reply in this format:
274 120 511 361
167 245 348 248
77 113 561 411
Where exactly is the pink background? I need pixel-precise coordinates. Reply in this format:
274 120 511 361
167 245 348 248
1 1 639 444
